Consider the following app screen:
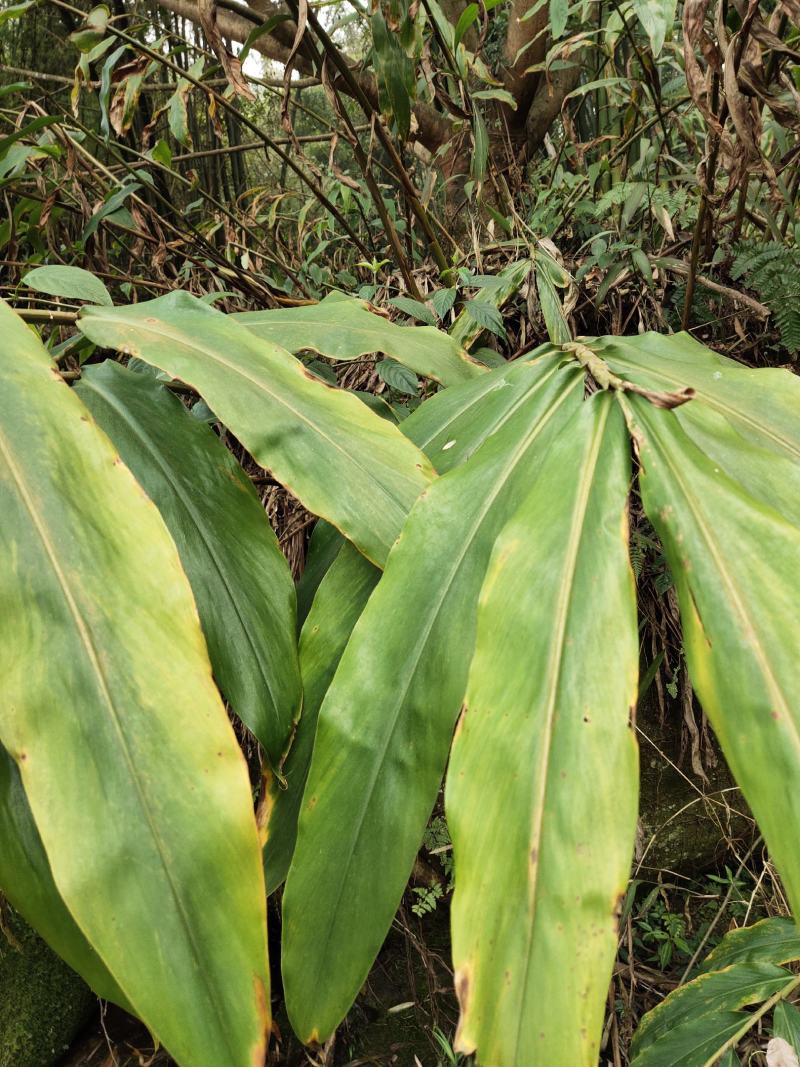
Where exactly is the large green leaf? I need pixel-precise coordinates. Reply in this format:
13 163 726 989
235 294 485 388
76 360 301 769
263 544 379 894
266 357 570 889
630 0 676 55
698 918 800 974
282 360 583 1041
630 963 797 1066
0 301 269 1067
403 346 562 471
78 293 435 567
0 744 130 1010
572 333 800 525
631 918 800 1066
447 394 639 1067
590 332 800 464
628 397 800 922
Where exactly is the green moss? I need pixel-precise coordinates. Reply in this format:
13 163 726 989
0 907 93 1067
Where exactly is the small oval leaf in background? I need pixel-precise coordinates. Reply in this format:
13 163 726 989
78 292 435 567
0 300 269 1067
76 359 302 770
22 264 113 306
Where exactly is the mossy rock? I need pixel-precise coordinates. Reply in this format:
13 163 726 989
0 906 93 1067
637 689 756 875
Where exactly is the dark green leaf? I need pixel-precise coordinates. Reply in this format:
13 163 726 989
76 361 301 770
377 358 420 396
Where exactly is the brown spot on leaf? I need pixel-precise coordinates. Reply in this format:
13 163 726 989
455 967 470 1013
251 974 270 1066
530 847 538 865
453 703 468 741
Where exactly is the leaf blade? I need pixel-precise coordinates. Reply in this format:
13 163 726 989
628 396 800 925
0 300 269 1067
78 293 435 567
447 395 639 1066
76 360 301 768
282 362 583 1041
235 293 484 387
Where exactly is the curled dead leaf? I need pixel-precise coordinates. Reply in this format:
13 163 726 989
198 0 255 101
767 1036 800 1067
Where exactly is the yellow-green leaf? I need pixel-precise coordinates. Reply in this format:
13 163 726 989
447 394 638 1066
235 293 484 387
0 745 130 1011
628 396 800 923
0 301 269 1067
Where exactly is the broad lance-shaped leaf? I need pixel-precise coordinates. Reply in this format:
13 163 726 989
76 360 301 769
0 300 269 1067
235 292 485 387
263 544 379 894
0 744 130 1010
631 918 800 1066
698 918 800 974
265 359 568 887
630 963 798 1066
627 397 800 920
589 331 800 464
78 293 435 567
402 345 562 472
282 360 583 1041
447 394 639 1067
573 334 800 525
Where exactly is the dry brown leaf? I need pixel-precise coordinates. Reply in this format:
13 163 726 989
198 0 255 101
767 1037 800 1067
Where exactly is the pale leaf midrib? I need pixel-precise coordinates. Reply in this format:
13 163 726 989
511 401 612 1065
